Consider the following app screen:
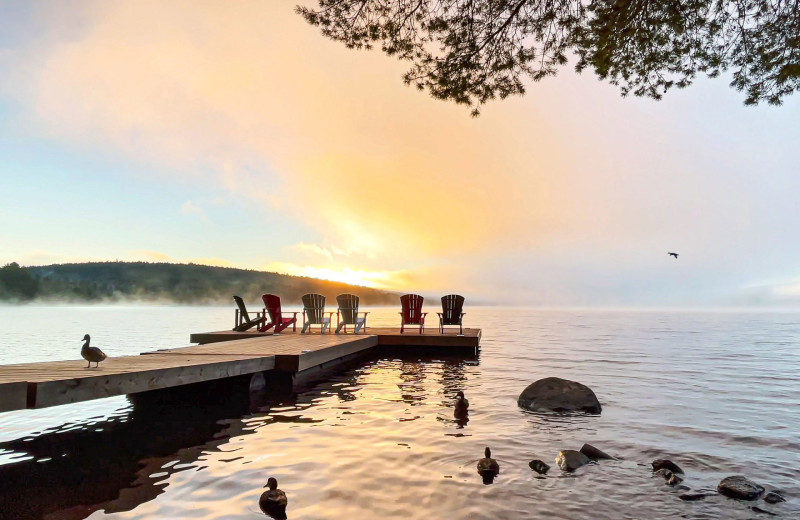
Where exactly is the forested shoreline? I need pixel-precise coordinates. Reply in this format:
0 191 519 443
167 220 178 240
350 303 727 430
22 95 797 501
0 262 398 305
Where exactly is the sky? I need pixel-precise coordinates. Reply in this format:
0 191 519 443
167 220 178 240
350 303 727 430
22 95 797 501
0 1 799 306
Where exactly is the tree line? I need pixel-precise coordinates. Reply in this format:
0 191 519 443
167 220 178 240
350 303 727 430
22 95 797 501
0 262 399 305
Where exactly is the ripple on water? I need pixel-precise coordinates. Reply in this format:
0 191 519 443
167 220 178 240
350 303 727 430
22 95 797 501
0 307 799 519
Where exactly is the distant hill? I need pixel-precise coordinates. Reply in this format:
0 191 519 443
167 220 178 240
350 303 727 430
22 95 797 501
2 262 398 305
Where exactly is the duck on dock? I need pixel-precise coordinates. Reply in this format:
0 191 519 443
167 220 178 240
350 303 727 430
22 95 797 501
259 477 288 519
80 334 107 368
477 446 500 484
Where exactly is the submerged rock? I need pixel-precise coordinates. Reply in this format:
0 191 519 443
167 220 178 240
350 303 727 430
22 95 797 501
679 492 714 502
750 505 777 516
718 475 764 500
651 459 684 474
654 468 683 486
528 459 551 475
556 450 591 472
517 377 602 414
763 491 786 504
580 443 614 460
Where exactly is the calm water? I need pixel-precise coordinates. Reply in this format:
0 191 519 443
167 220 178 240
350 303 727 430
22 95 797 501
0 305 798 519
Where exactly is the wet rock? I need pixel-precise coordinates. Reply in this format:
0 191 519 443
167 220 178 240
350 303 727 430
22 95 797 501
679 492 714 502
717 475 764 500
651 459 684 474
556 450 591 472
763 491 786 504
580 443 614 460
528 459 550 475
751 505 777 516
654 468 683 486
517 377 602 414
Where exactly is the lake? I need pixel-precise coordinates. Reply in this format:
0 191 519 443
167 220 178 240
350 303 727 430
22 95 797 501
0 305 798 519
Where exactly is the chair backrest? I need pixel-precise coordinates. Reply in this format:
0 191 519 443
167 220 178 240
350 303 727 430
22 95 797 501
400 294 424 324
233 295 250 320
336 293 360 324
440 294 465 325
262 293 283 323
302 293 326 324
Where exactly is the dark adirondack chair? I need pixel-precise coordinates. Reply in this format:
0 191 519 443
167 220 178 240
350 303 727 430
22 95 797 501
335 293 369 334
438 294 466 335
259 294 299 335
399 294 427 334
232 295 265 332
301 293 333 334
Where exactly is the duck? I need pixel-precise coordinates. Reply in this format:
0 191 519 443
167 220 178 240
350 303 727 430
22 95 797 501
477 446 500 476
259 477 288 519
454 390 469 418
80 334 107 368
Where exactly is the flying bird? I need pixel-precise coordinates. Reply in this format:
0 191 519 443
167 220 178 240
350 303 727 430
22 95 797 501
668 252 679 259
80 334 107 368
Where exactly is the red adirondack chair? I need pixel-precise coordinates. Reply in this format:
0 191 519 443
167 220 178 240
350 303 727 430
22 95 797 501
399 294 427 334
438 294 466 335
259 294 299 334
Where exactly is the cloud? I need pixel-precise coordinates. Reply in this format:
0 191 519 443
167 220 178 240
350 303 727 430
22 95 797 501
180 200 208 221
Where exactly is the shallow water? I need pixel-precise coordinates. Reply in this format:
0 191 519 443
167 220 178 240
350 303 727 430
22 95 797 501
0 306 798 519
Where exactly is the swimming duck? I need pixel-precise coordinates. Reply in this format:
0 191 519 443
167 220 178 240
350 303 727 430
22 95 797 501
477 446 500 477
80 334 107 368
454 391 469 417
259 477 288 519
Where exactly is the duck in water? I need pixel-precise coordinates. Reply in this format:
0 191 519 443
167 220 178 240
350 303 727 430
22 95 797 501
477 447 500 484
81 334 107 368
454 391 469 417
259 477 288 519
454 391 469 426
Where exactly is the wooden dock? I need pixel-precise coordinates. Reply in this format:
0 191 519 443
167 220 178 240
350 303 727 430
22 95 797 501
0 328 480 413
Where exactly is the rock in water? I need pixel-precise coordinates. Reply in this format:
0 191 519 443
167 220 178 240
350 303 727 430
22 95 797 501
654 468 683 486
517 377 602 414
556 450 591 472
651 459 684 474
717 475 764 500
763 491 786 504
528 459 550 475
580 443 614 460
679 493 714 502
750 505 777 516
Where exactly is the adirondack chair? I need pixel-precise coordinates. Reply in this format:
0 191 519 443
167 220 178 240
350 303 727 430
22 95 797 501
232 295 265 332
438 294 466 335
335 293 369 334
399 294 427 334
259 294 299 335
301 293 334 334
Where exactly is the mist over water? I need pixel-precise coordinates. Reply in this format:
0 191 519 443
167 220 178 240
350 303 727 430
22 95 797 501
0 306 798 519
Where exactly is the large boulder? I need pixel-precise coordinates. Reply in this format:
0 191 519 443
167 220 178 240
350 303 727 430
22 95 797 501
718 475 764 500
517 377 602 414
556 450 591 472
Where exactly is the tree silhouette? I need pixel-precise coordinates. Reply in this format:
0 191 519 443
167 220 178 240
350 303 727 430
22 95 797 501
297 0 800 114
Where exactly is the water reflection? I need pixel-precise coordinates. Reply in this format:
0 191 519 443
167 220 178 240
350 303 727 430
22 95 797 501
0 376 303 520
